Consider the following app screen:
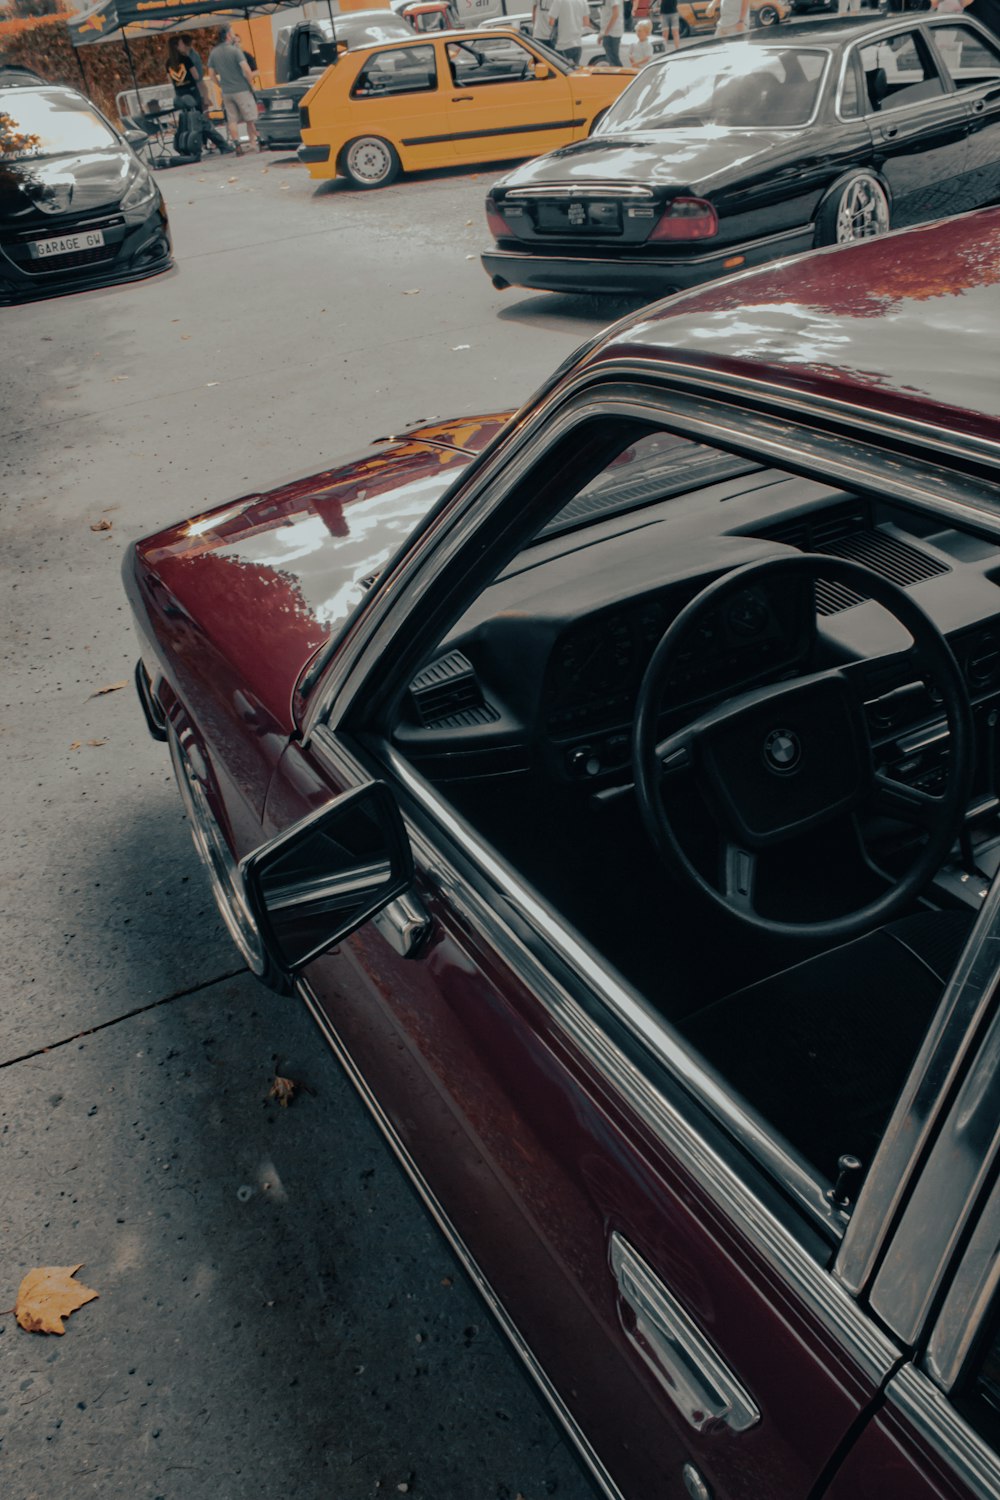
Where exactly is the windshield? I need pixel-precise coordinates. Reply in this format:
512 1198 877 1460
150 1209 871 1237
0 88 117 159
598 44 830 132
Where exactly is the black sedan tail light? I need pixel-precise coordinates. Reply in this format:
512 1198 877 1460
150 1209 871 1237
648 197 718 242
486 197 515 239
299 103 311 129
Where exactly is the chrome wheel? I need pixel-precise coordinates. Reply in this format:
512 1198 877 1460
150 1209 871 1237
834 175 890 243
169 728 266 975
756 5 780 24
343 135 400 189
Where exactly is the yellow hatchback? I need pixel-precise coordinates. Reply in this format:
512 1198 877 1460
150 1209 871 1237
298 29 636 189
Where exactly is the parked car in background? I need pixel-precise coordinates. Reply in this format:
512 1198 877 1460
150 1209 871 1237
482 14 1000 297
0 67 170 303
257 10 415 152
297 28 635 188
127 206 1000 1500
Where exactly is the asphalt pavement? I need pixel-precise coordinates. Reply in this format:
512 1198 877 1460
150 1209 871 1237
0 147 647 1500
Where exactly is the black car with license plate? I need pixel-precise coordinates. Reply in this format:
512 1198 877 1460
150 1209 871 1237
0 70 171 304
257 9 414 151
482 14 1000 298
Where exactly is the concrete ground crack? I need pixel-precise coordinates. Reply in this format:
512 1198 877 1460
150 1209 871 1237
0 965 247 1069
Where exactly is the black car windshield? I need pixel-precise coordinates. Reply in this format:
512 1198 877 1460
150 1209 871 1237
598 44 829 131
0 88 118 158
319 16 412 44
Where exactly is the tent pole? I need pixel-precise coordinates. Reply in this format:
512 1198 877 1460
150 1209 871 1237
73 45 90 94
122 32 142 110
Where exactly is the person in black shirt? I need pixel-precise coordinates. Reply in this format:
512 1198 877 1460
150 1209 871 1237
167 36 206 109
167 36 233 154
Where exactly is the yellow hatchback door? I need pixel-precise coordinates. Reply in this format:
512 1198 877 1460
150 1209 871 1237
440 34 582 163
345 41 452 174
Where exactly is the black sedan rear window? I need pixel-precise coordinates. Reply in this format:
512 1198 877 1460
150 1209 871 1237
598 44 829 132
0 88 117 157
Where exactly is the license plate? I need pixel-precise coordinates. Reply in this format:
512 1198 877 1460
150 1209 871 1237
536 201 622 235
270 98 295 112
29 229 105 259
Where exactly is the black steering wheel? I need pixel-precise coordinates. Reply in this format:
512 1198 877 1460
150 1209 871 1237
633 554 974 942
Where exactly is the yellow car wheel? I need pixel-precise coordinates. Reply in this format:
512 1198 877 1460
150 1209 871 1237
756 4 781 22
341 135 401 190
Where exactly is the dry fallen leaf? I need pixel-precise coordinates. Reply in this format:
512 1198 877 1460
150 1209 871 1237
86 739 107 748
89 681 128 699
402 288 420 295
69 740 82 751
15 1265 99 1335
89 518 112 532
268 1074 299 1108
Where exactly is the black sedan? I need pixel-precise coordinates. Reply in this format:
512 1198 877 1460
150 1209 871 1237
482 13 1000 297
0 69 171 304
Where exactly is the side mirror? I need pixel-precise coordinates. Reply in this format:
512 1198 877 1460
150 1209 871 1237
241 781 413 975
125 128 147 149
534 61 552 79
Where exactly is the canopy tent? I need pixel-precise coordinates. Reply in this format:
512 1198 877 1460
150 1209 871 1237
66 0 306 47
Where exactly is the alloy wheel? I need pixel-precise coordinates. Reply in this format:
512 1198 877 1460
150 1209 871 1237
835 175 890 243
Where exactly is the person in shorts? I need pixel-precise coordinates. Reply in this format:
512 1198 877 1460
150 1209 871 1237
208 24 259 153
659 0 680 50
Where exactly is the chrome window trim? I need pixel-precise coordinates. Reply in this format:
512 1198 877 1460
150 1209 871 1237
311 725 902 1386
300 370 1000 740
295 975 627 1500
885 1364 1000 1500
926 1165 1000 1390
837 874 1000 1297
868 956 1000 1344
506 184 656 199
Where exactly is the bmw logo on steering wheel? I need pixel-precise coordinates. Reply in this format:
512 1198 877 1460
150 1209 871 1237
763 727 801 774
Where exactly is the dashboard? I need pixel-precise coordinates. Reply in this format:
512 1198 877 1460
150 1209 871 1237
394 469 1000 809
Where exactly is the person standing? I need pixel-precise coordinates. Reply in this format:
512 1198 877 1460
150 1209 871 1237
708 0 749 36
627 16 655 63
166 35 206 110
658 0 680 50
208 24 260 153
531 0 556 47
598 0 624 64
548 0 591 64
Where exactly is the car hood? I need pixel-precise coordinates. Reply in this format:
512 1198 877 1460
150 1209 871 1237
0 148 131 223
128 416 512 733
497 127 799 195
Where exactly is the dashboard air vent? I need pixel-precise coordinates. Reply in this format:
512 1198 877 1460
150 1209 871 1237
409 651 494 728
812 529 950 615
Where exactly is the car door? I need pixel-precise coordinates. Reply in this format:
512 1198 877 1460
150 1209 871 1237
344 42 451 170
926 20 1000 213
855 29 972 224
254 395 965 1500
443 34 579 162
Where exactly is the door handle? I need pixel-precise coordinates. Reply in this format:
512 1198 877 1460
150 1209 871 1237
881 124 899 139
451 95 473 102
610 1233 760 1435
972 98 986 113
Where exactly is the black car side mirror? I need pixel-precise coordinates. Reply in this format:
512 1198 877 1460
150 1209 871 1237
241 781 413 975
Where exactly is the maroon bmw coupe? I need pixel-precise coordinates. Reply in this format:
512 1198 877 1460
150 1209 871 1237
125 209 1000 1500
